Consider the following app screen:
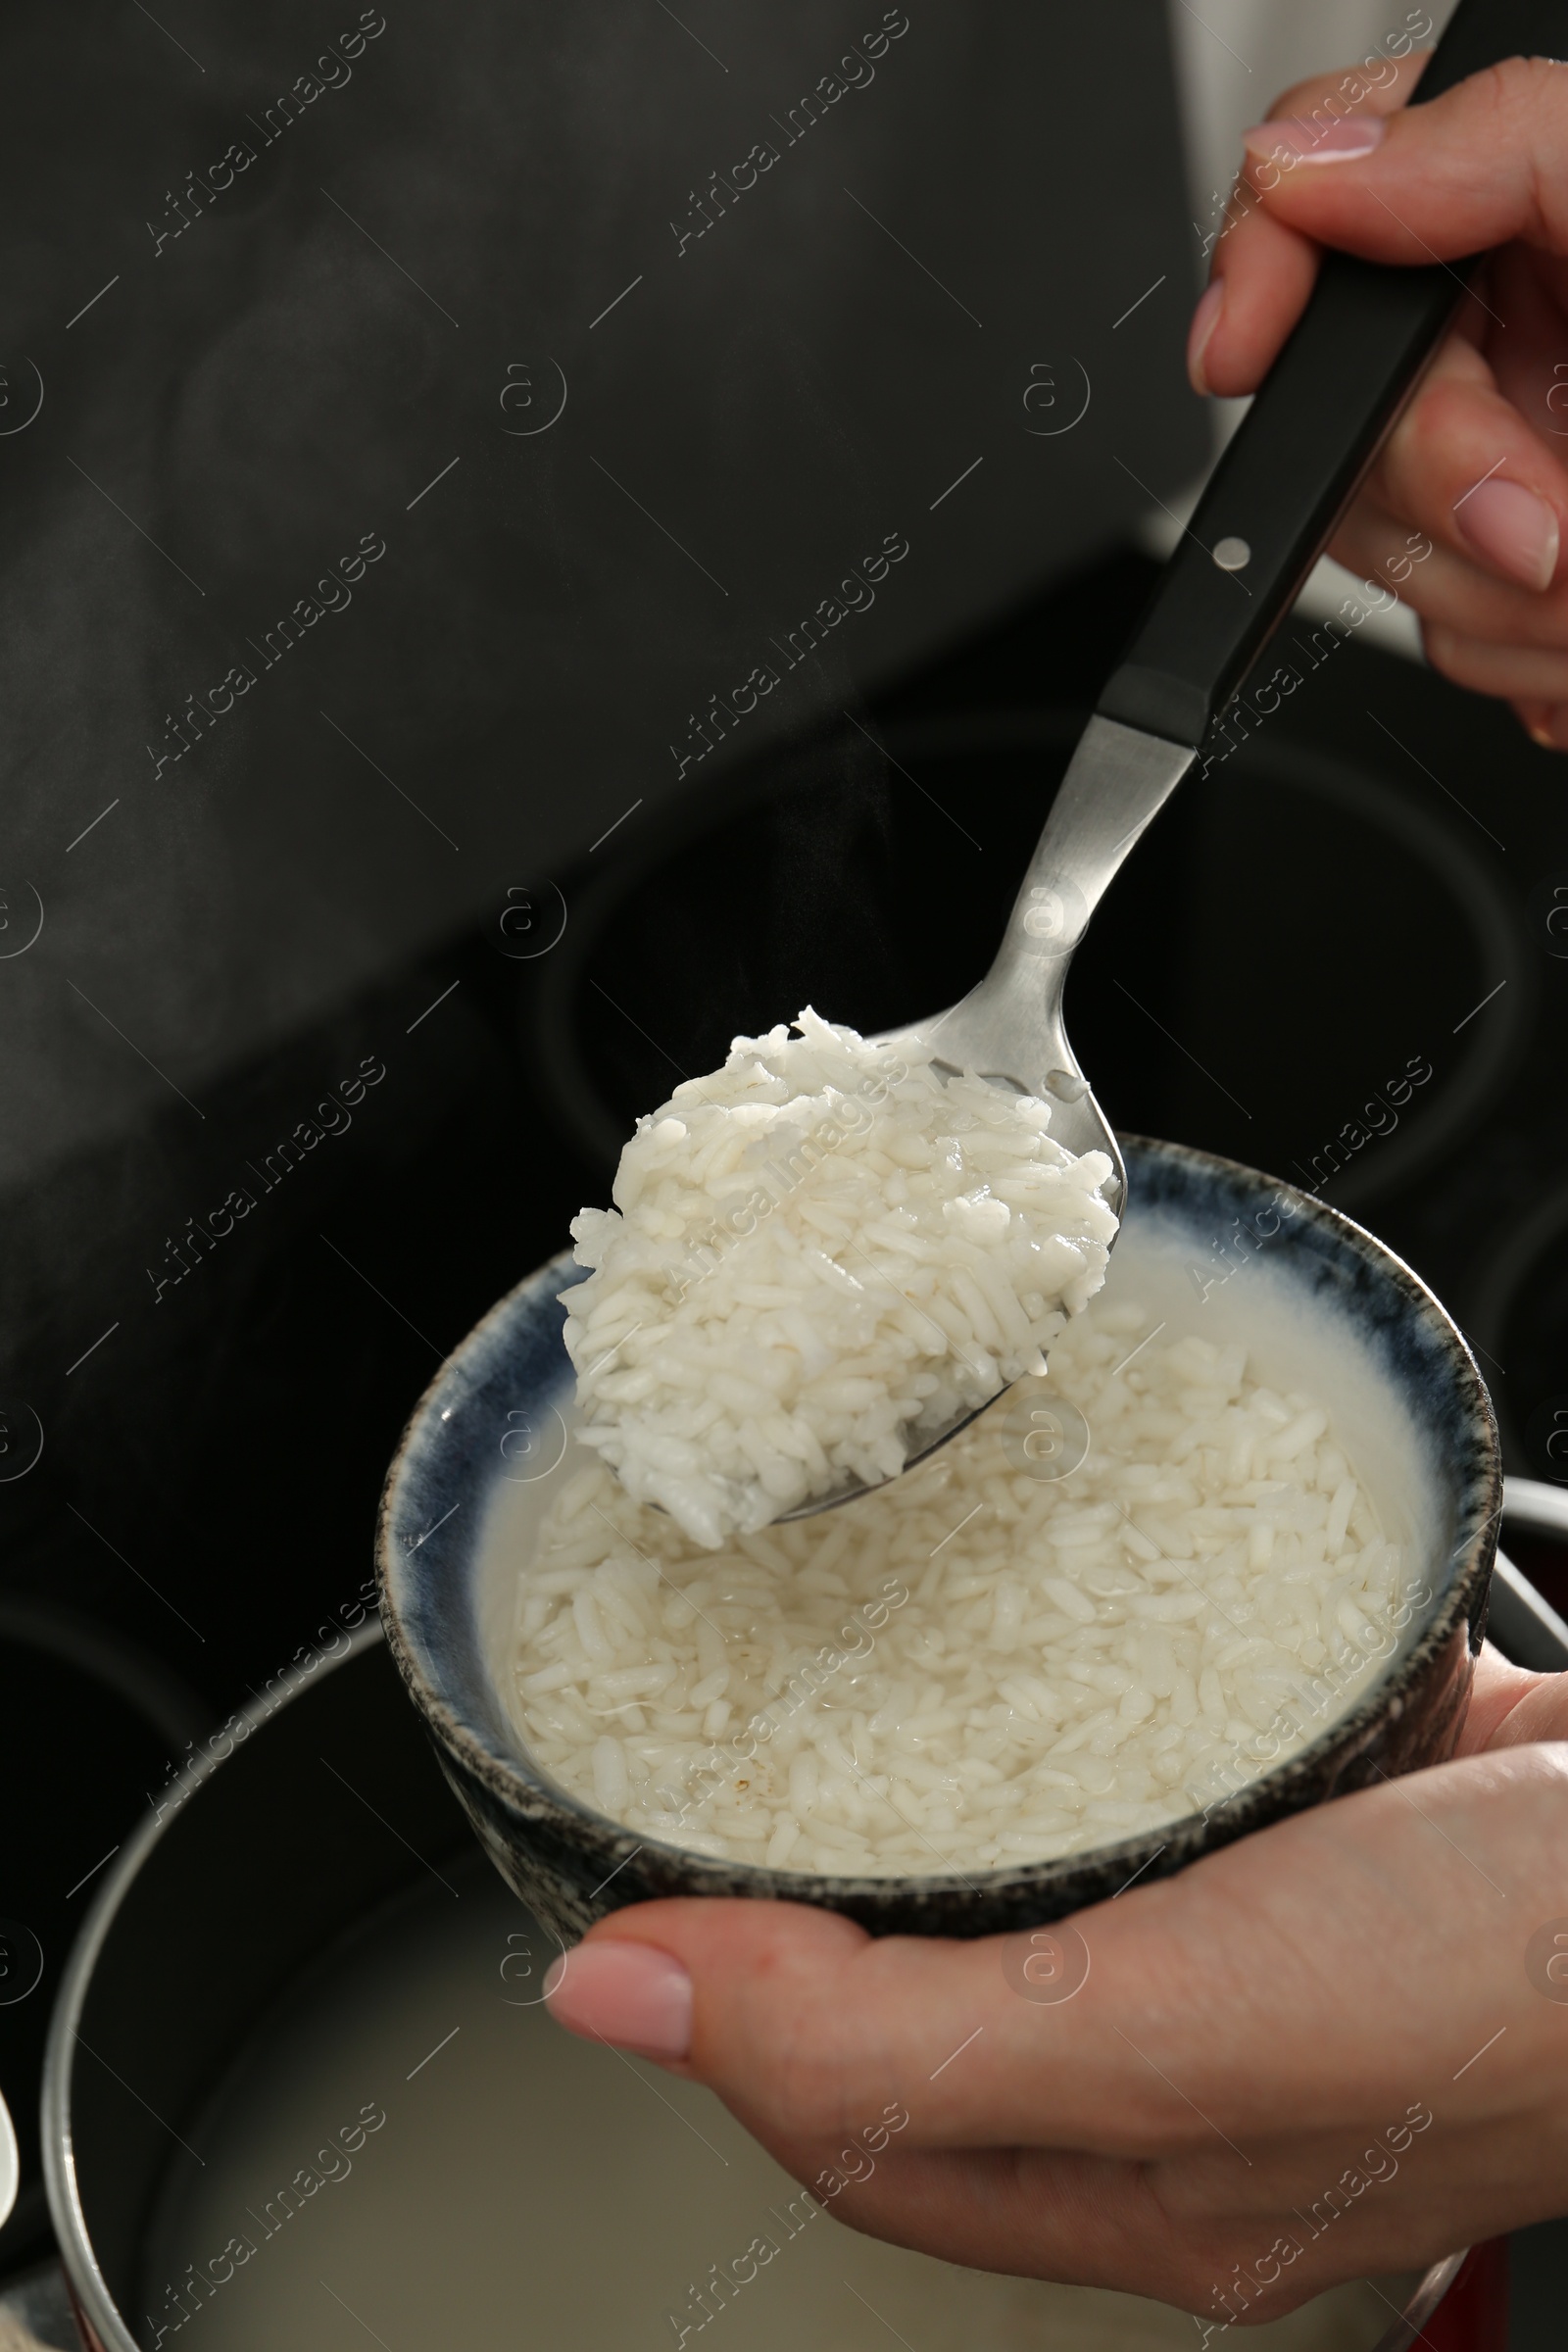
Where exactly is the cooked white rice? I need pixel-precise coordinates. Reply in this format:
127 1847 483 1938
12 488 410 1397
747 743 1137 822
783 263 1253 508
510 1297 1410 1876
563 1007 1118 1547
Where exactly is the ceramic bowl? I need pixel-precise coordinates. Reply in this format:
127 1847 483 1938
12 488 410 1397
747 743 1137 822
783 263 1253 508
376 1135 1499 1942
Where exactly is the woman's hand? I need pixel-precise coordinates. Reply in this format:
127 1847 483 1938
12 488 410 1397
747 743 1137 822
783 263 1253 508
546 1643 1568 2325
1189 53 1568 750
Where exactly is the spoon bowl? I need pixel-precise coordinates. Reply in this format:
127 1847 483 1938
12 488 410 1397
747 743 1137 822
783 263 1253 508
774 716 1191 1521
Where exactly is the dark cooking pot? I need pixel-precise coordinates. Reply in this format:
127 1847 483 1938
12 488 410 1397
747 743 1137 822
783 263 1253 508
38 1627 1493 2352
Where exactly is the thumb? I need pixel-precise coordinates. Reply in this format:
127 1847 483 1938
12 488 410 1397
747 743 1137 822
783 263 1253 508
542 1892 1180 2154
1241 55 1568 263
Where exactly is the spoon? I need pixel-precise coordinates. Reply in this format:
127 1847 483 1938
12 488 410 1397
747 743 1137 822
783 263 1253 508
774 0 1514 1523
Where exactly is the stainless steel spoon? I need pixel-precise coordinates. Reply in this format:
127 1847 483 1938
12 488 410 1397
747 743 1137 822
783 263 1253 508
773 0 1518 1524
773 716 1183 1521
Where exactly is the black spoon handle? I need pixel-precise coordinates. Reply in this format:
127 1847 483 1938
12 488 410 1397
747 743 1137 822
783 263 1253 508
1097 0 1568 750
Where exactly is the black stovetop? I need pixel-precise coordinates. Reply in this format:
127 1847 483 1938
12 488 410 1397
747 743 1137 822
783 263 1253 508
3 542 1566 2303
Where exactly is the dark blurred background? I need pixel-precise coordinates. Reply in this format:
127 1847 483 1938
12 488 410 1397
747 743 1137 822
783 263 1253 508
1 1 1565 2339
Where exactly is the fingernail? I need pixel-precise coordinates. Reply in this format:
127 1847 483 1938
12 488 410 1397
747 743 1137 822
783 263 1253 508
1456 479 1560 591
544 1940 693 2058
1242 114 1386 165
1533 706 1568 751
1187 279 1224 396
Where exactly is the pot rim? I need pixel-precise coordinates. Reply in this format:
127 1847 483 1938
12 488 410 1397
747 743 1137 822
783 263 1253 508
39 1620 385 2352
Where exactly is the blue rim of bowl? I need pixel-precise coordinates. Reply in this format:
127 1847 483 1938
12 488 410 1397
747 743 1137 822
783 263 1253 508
376 1134 1500 1907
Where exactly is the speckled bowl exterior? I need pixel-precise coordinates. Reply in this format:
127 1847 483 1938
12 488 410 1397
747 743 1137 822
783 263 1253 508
377 1136 1499 1942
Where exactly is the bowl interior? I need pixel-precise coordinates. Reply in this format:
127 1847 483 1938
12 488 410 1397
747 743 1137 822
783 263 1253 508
381 1135 1492 1879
